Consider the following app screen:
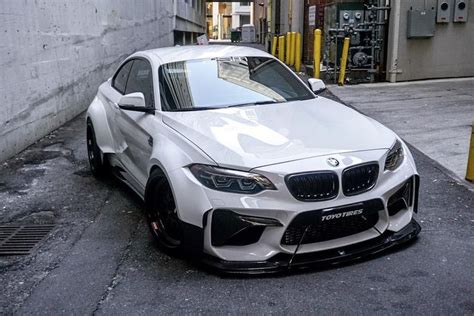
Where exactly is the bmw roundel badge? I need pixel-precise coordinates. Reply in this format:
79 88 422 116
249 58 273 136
327 158 340 167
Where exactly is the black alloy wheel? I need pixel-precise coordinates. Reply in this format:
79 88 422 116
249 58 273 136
145 171 183 250
86 120 107 177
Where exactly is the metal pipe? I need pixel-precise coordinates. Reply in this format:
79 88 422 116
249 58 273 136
295 32 302 72
278 35 285 62
290 32 296 66
271 36 278 56
314 29 322 79
334 27 338 83
389 0 401 83
338 37 350 85
285 32 291 65
466 120 474 182
288 0 293 31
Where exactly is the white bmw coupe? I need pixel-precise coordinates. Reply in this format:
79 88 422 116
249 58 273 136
86 45 420 273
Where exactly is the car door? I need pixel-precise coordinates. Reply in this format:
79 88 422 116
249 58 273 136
116 58 155 188
106 60 134 158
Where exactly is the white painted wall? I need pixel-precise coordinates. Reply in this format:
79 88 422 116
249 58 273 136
0 1 176 162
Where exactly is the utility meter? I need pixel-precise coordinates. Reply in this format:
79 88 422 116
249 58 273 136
453 0 468 22
437 0 452 23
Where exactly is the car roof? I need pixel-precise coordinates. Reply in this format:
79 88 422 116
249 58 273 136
131 45 273 65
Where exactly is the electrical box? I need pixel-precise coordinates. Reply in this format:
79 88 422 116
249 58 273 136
453 0 468 22
437 0 452 23
407 9 436 38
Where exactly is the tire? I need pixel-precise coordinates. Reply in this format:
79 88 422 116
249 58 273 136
145 169 183 250
86 120 108 178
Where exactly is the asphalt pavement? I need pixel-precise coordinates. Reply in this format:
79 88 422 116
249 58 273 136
0 94 473 314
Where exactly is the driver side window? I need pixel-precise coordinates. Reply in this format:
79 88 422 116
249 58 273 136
125 59 154 108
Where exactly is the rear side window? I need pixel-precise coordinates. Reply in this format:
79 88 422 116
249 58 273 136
112 61 133 94
125 59 154 107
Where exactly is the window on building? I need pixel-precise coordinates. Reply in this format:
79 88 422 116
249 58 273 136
240 15 250 26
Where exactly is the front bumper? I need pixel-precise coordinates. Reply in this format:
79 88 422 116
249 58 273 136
169 147 420 269
202 218 421 275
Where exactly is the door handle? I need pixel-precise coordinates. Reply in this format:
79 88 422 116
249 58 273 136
148 136 153 147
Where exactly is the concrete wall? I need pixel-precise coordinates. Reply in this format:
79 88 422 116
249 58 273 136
175 0 206 33
387 0 474 82
0 1 176 162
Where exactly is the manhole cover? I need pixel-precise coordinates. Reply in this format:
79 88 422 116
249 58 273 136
0 225 55 256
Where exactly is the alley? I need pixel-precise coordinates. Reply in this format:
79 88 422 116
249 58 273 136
0 91 473 314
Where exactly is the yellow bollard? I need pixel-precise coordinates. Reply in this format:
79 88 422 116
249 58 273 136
295 32 302 72
278 36 285 62
338 37 350 86
290 32 296 66
313 29 322 79
285 32 291 65
271 36 278 56
466 120 474 182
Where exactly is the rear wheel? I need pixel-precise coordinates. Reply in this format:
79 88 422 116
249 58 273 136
86 120 108 178
145 170 183 250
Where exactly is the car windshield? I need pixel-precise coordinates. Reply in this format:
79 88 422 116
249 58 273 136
158 56 314 111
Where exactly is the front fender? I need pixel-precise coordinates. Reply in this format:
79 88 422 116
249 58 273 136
147 122 216 227
86 94 115 154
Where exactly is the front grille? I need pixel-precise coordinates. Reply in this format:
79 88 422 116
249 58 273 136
281 199 383 245
342 163 379 196
286 172 338 202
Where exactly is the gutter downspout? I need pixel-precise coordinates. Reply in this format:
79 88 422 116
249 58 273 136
288 0 293 32
389 0 400 83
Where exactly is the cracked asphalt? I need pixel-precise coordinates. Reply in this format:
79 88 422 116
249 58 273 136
0 93 473 314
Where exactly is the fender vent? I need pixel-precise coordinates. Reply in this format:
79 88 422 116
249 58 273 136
0 225 55 256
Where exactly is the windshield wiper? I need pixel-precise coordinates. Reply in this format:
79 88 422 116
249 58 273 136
226 100 283 108
168 106 221 112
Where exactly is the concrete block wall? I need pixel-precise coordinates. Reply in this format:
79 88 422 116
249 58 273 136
0 0 175 162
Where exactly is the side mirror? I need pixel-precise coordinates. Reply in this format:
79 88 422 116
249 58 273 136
308 78 326 94
118 92 154 114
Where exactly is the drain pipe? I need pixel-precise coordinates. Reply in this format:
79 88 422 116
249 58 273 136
388 0 401 83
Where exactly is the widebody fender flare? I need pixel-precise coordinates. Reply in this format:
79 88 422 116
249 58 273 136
86 94 115 154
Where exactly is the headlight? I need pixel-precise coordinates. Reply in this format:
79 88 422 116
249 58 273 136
385 140 404 171
189 164 276 194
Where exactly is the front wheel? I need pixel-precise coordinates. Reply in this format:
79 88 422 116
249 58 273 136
145 170 183 250
86 120 108 178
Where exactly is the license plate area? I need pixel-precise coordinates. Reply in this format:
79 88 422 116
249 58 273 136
281 199 384 245
320 203 375 223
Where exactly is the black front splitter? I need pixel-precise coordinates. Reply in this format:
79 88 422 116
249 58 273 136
202 219 421 275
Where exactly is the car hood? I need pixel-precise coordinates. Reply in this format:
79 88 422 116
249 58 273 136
162 97 396 170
